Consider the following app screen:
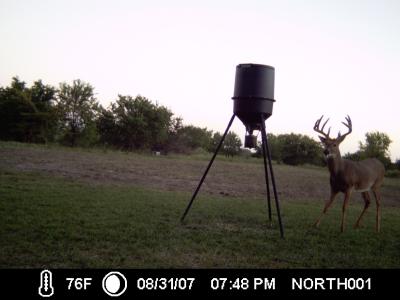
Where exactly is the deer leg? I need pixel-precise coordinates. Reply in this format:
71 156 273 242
372 189 381 233
354 192 371 228
313 191 338 228
341 190 352 232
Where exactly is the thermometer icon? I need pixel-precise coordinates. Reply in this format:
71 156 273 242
39 270 54 297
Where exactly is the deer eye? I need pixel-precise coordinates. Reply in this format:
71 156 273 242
333 144 337 147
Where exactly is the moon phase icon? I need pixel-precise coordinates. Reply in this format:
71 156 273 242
102 271 127 297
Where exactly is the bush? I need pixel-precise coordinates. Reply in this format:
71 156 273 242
385 170 400 178
343 151 362 161
252 133 324 166
278 133 324 166
99 95 173 151
395 159 400 170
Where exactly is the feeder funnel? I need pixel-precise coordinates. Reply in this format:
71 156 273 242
232 64 275 132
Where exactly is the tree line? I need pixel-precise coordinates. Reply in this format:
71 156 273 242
0 77 241 155
0 77 398 173
255 132 397 171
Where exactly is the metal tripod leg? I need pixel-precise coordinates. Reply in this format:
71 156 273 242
260 116 284 238
180 114 235 223
260 122 272 226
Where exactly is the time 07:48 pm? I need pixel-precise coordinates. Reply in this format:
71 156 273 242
211 277 276 290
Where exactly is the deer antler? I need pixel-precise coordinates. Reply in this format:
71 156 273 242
337 115 352 140
314 115 331 139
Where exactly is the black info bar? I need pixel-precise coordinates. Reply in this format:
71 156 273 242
0 269 397 299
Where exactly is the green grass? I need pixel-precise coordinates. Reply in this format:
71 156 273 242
1 170 399 268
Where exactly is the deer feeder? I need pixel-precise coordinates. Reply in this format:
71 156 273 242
181 63 284 238
232 64 275 148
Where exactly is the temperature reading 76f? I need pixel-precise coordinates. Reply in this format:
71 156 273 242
66 278 92 291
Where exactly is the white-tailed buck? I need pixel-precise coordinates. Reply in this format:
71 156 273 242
313 115 385 232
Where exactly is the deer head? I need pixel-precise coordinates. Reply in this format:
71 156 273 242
314 115 352 159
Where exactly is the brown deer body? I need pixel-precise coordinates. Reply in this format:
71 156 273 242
313 115 385 232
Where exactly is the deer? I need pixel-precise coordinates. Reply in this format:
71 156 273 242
313 115 385 232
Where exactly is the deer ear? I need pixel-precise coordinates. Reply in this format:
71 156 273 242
319 136 326 143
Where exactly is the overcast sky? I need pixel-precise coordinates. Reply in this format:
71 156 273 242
1 0 399 160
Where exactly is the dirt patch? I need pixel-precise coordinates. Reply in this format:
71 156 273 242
1 144 399 206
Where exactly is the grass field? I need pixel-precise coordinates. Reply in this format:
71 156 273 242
0 141 399 268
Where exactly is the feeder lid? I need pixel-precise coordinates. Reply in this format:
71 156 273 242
238 63 274 70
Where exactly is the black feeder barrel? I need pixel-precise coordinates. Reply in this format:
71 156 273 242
232 64 275 130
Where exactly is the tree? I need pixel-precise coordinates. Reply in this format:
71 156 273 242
97 107 118 147
265 133 282 162
105 95 173 150
395 159 400 170
208 132 222 153
0 78 35 142
279 134 323 165
359 131 392 168
29 80 58 142
176 125 213 151
0 77 58 143
222 131 242 157
161 121 214 154
254 133 323 165
343 151 362 161
253 133 283 161
162 117 185 153
30 80 56 111
56 79 100 147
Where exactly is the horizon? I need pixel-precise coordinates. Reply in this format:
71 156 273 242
1 0 399 160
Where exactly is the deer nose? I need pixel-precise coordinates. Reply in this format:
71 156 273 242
323 149 329 156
